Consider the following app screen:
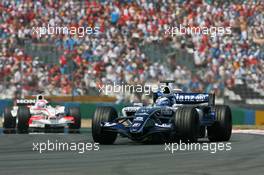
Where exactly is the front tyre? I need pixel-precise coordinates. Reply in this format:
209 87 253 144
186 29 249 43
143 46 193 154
17 107 31 133
92 106 118 144
3 107 16 129
68 107 81 129
207 105 232 142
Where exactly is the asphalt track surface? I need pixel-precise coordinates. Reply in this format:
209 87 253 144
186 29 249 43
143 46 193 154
0 129 263 175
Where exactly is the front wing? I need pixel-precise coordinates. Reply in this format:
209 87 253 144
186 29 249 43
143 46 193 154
29 116 74 128
102 121 173 140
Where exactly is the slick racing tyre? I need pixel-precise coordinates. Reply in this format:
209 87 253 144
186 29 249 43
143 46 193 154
3 107 16 129
207 105 232 142
199 126 206 138
174 107 199 142
92 106 118 144
17 107 31 133
68 107 81 129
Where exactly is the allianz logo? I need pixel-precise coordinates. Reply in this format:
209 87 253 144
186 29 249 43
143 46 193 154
175 94 208 101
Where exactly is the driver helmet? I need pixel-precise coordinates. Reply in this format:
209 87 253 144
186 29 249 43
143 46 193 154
161 84 176 94
163 86 171 94
35 100 47 108
155 97 172 106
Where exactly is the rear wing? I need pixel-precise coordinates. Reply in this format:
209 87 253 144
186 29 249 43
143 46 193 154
174 93 215 106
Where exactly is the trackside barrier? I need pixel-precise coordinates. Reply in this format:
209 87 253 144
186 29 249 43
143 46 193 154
225 108 264 125
232 108 246 125
0 100 263 125
256 111 264 125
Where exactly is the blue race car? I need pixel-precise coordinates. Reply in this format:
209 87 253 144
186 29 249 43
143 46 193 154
92 81 232 144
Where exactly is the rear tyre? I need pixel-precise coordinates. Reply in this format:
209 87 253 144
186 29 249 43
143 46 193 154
199 126 206 138
68 107 81 129
174 107 199 142
92 106 118 144
3 107 16 129
207 105 232 142
17 107 31 133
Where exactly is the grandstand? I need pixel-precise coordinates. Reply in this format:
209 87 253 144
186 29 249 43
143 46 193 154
0 0 263 109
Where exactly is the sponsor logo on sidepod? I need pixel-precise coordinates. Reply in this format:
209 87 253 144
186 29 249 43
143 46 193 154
195 94 207 102
16 99 36 104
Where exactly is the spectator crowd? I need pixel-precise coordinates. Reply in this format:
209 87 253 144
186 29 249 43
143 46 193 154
0 0 263 103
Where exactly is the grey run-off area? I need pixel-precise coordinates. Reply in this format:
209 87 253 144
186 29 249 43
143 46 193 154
0 129 263 175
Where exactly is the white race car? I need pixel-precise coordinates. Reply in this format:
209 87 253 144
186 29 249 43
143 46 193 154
3 95 81 133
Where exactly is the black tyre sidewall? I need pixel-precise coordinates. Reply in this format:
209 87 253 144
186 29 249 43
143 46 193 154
174 107 199 142
68 107 81 129
208 105 232 142
17 107 31 133
92 106 118 144
3 107 16 129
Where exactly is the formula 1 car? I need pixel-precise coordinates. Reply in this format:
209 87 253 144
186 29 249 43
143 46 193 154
92 81 232 144
3 95 81 133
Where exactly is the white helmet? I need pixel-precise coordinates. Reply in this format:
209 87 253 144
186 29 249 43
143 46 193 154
36 100 47 108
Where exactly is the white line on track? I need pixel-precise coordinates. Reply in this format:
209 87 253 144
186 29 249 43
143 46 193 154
232 129 264 135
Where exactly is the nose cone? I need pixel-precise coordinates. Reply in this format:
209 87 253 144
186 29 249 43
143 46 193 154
130 122 143 133
130 107 155 133
49 108 56 117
